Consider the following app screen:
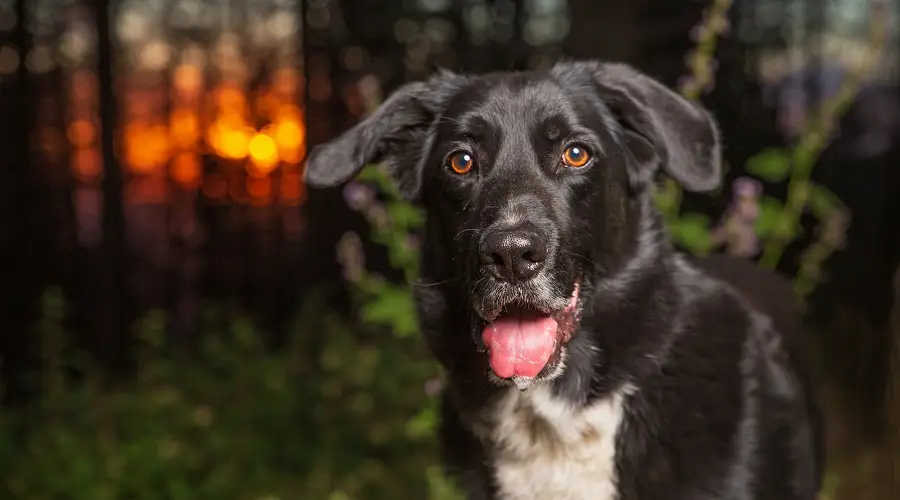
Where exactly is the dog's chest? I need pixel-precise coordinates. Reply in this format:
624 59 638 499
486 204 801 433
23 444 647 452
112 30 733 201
477 386 627 500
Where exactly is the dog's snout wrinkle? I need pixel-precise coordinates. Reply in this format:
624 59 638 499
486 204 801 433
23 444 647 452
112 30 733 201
480 228 548 283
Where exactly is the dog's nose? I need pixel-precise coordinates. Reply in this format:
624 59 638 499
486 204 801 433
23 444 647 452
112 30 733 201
480 229 548 282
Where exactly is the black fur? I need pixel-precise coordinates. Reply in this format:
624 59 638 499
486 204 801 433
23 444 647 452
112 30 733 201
305 60 823 500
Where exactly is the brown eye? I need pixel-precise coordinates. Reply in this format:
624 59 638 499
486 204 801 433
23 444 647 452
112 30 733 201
447 151 475 175
562 145 591 168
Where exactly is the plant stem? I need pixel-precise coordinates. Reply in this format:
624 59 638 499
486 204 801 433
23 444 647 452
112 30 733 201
660 0 733 220
758 3 887 270
679 0 734 101
793 212 849 298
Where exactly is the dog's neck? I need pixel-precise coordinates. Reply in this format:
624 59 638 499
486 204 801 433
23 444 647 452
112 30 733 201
547 198 685 406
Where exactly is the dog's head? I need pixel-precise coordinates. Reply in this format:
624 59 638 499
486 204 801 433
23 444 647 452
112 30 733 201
305 61 721 390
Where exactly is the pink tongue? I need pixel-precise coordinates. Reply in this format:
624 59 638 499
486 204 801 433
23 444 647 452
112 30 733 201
482 313 558 379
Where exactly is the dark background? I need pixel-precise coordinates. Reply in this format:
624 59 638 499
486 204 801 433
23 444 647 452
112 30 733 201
1 0 898 498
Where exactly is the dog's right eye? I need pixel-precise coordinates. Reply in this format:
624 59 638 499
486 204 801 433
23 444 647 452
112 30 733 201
562 144 592 168
446 151 475 175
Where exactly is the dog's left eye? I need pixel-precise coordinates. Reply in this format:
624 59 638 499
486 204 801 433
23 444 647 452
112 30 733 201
562 145 591 168
447 151 475 175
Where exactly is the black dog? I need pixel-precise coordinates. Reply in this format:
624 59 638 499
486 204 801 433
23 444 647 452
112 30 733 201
305 60 823 500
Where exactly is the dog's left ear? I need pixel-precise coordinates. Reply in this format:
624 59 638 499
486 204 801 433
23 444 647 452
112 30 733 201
556 61 722 193
304 71 465 200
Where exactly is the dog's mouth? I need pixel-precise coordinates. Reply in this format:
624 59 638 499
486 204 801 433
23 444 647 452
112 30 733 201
479 282 581 389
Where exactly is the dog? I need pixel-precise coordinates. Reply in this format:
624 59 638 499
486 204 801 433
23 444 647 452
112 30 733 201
304 60 823 500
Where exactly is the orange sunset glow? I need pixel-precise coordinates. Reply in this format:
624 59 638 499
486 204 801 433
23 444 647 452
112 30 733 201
65 63 308 205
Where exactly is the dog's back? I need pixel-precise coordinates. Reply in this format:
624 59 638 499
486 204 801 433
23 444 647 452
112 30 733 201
688 254 801 336
689 253 825 496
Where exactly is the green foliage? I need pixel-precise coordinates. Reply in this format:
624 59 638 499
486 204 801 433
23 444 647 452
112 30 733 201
360 282 419 338
807 184 843 220
657 0 885 297
356 166 423 282
1 285 461 500
346 165 430 339
653 178 683 224
0 159 466 499
745 148 793 183
669 212 714 256
659 142 848 297
754 195 786 240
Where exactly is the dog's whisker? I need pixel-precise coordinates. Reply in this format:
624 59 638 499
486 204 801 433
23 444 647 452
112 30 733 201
453 228 481 241
562 249 594 263
413 277 461 287
437 115 466 127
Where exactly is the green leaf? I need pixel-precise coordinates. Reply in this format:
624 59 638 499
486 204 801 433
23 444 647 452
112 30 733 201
386 201 425 230
360 286 419 338
754 196 784 238
405 403 437 439
357 164 402 200
670 212 712 255
745 148 792 183
652 178 682 219
807 184 843 220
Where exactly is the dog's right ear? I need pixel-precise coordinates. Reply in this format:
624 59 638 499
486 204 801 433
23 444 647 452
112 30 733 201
304 72 464 200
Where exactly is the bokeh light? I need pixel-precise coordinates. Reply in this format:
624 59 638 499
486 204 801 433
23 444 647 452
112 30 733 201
122 122 171 174
248 131 279 176
171 152 201 188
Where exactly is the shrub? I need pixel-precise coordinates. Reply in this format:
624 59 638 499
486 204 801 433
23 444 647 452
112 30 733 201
0 287 459 500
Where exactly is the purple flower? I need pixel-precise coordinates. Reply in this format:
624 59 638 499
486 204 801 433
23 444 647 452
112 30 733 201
336 231 366 283
711 176 763 257
717 18 732 37
343 182 375 211
820 211 850 249
728 225 761 257
423 377 444 397
731 176 762 221
365 203 390 230
733 176 762 198
712 217 759 258
678 74 697 92
689 24 707 43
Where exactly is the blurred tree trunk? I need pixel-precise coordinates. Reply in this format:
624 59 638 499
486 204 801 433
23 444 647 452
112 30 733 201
887 268 900 490
1 0 37 404
564 0 644 63
91 0 129 371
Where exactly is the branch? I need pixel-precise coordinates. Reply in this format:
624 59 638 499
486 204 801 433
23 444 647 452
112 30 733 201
758 1 887 270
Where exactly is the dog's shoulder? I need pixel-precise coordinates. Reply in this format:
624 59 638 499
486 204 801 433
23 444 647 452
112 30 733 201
673 254 814 409
667 254 803 405
670 254 797 352
683 253 802 335
612 254 820 499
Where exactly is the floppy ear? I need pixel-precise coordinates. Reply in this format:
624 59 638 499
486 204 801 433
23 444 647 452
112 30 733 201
557 61 722 193
304 72 463 200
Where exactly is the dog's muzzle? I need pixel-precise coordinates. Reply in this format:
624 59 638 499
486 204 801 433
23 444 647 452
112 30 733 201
468 220 582 389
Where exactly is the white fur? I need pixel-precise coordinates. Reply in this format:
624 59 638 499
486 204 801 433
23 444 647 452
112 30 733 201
476 384 631 500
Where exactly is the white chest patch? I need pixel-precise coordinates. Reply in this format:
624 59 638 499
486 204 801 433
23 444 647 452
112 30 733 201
478 385 630 500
